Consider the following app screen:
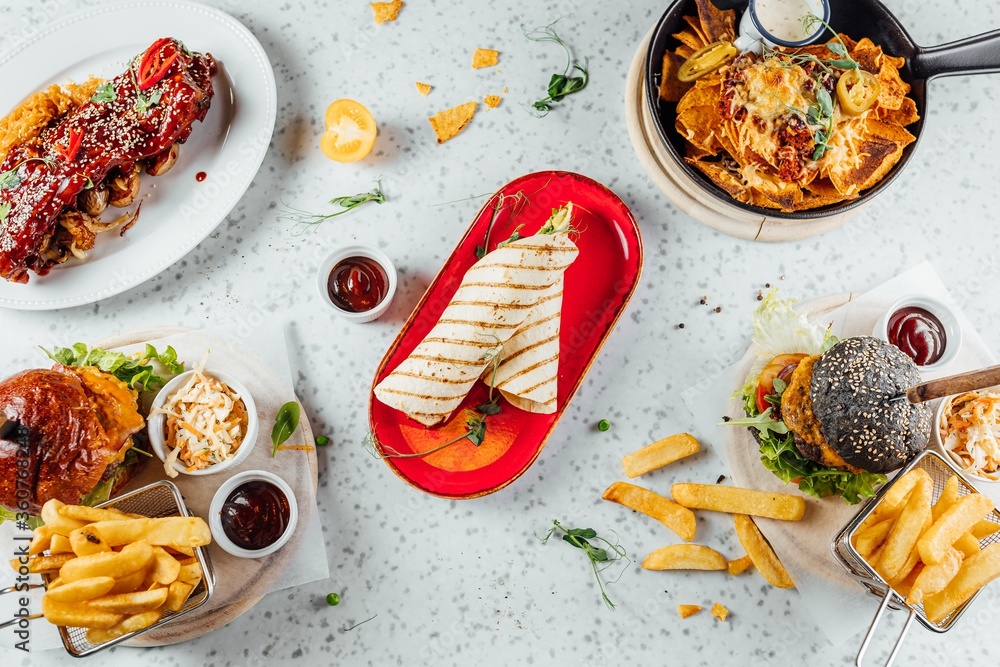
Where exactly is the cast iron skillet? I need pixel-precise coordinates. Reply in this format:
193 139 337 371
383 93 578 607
645 0 1000 219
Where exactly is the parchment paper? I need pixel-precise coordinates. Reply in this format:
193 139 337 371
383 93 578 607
0 324 328 652
682 262 996 647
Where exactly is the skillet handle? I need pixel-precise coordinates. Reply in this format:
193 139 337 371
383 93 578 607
912 30 1000 80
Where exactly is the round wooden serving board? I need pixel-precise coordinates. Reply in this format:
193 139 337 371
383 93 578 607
93 327 319 647
624 32 868 242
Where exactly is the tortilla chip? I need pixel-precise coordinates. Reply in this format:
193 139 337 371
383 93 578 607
675 44 695 60
660 52 693 102
686 158 749 202
876 62 911 111
850 38 885 73
472 48 499 69
676 78 720 115
484 94 501 109
371 0 403 24
682 15 709 47
878 96 919 126
799 178 857 210
673 29 705 52
695 0 736 42
415 81 432 96
676 105 723 155
428 101 477 143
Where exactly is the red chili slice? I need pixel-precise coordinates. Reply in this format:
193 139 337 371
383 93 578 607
55 127 83 163
137 38 180 90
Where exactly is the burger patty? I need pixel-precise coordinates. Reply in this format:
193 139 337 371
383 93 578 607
781 355 864 473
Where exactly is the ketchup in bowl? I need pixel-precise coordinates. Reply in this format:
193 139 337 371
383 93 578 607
220 480 291 550
327 256 389 313
888 306 946 366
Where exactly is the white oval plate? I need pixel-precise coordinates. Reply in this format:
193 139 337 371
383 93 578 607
0 0 276 310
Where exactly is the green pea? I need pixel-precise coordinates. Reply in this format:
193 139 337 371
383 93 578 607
598 419 610 432
316 435 330 447
326 593 340 606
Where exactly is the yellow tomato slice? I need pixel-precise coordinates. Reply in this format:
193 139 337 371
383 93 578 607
321 99 377 162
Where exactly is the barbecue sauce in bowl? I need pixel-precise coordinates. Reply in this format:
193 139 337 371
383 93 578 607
220 480 291 550
327 256 388 313
888 306 946 366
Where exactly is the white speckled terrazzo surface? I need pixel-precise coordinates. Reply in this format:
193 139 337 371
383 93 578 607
1 0 999 664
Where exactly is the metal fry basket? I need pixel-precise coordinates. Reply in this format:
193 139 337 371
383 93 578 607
831 449 1000 667
52 480 215 657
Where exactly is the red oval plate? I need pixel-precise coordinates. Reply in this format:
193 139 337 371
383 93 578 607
369 171 643 498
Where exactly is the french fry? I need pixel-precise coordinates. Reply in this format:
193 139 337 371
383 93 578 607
907 547 963 606
972 520 1000 540
859 468 930 533
109 568 147 595
176 560 203 585
893 564 923 598
44 576 116 603
732 514 794 588
10 553 75 574
47 577 63 590
41 596 122 630
876 476 932 582
89 588 169 614
58 505 130 523
932 475 961 521
69 525 112 557
164 545 195 558
677 604 702 618
59 541 153 583
642 544 727 571
622 433 700 478
854 518 894 559
88 517 211 549
671 483 806 521
39 499 88 536
49 534 73 554
954 532 982 559
85 609 163 645
163 580 195 612
601 482 697 541
918 493 995 565
28 525 54 556
727 555 753 575
150 547 182 585
924 543 1000 623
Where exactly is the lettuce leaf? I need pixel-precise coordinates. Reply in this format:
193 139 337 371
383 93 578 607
41 342 184 392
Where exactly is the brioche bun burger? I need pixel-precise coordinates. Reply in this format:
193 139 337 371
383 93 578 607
726 292 932 504
0 344 183 519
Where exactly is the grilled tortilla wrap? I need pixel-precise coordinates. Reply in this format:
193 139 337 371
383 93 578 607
374 206 578 426
483 278 563 414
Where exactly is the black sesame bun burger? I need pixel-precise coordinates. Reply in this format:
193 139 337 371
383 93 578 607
726 291 932 505
782 336 931 475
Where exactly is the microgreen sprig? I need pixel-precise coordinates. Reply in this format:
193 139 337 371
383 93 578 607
523 20 589 117
801 14 859 71
280 180 387 232
91 82 116 104
540 519 630 610
0 157 56 191
475 190 528 259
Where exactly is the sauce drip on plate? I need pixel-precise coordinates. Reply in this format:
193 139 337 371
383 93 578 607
327 256 388 312
888 306 946 366
220 480 291 550
195 171 207 182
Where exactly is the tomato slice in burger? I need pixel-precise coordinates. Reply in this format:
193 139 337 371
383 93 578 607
836 69 881 116
321 99 378 163
755 353 808 414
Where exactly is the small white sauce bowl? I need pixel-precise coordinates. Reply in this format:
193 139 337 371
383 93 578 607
148 368 259 476
208 470 298 558
315 243 397 323
930 390 1000 484
872 294 962 372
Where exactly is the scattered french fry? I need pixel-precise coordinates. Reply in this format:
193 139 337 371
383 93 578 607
87 517 212 549
622 433 700 478
69 525 112 557
89 588 169 615
602 482 697 541
727 555 753 575
10 553 75 574
163 580 195 613
931 475 960 522
58 505 130 524
41 596 122 630
59 541 153 583
924 544 1000 623
732 514 794 589
109 568 147 595
671 483 806 521
39 499 88 536
853 518 894 559
150 547 182 585
28 525 54 556
677 604 702 618
642 544 727 571
49 534 73 555
85 610 163 645
918 493 994 565
858 468 929 533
